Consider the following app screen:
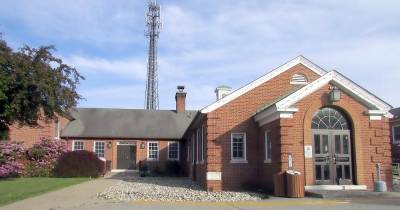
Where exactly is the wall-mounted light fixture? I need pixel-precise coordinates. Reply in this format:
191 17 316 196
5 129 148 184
107 141 112 149
329 86 341 102
140 143 145 149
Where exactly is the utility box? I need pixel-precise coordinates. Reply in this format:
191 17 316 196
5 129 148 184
286 170 305 198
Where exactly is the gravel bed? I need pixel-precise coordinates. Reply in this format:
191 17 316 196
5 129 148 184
97 177 266 202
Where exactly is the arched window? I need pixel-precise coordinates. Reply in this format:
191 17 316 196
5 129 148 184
312 107 349 130
290 74 308 85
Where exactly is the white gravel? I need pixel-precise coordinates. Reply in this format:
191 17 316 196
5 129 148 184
97 177 266 202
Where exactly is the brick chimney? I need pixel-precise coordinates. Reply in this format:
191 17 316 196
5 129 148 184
175 85 186 113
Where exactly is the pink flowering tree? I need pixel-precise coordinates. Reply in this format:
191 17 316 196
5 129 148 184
0 141 25 178
25 139 68 177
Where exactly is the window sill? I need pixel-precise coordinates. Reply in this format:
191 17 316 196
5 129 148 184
147 159 159 162
264 159 272 164
199 161 205 164
230 159 248 164
168 158 179 161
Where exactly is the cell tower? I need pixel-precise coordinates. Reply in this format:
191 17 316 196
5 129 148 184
144 0 162 110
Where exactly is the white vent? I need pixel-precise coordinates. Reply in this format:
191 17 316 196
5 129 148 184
290 74 308 85
215 86 232 101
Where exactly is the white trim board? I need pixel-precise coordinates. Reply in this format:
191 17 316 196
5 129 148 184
201 55 327 113
254 70 393 126
275 71 392 114
111 169 139 173
305 185 367 191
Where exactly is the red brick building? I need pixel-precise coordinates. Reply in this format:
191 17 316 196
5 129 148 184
5 56 393 192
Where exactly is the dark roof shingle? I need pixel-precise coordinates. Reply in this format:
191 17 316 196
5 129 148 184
61 108 198 139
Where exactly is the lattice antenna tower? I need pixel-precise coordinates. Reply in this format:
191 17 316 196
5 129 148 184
144 0 162 110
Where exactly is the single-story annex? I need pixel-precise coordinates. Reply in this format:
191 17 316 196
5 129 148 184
7 56 394 192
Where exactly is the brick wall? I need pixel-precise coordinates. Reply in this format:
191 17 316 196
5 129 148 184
8 116 69 148
279 83 392 190
258 119 281 192
66 139 183 172
184 120 208 189
205 64 320 191
203 64 392 191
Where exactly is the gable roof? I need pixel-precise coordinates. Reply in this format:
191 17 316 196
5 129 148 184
201 55 327 113
390 107 400 120
255 70 393 117
61 108 198 139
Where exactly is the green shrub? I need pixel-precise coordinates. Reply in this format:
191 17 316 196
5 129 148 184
24 162 53 177
28 147 46 160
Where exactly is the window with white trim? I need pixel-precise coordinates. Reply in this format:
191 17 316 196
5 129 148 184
192 134 195 164
73 140 84 151
147 142 159 160
231 133 246 161
393 125 400 144
196 129 200 162
54 118 60 139
168 141 179 160
201 126 205 162
94 141 105 158
187 143 190 162
265 131 272 163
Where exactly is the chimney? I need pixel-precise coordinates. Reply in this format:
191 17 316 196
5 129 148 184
175 85 186 113
215 85 232 101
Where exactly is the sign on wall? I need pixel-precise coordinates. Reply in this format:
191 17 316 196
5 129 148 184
206 172 222 181
304 145 313 158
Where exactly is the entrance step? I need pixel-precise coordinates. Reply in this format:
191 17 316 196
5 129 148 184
306 190 400 199
305 185 367 191
104 170 139 178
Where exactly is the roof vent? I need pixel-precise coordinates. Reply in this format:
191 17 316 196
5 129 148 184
290 74 308 85
215 85 232 101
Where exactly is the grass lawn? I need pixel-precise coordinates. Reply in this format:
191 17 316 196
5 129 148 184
0 177 89 206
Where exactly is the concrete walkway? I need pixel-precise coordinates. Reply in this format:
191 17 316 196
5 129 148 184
0 178 117 210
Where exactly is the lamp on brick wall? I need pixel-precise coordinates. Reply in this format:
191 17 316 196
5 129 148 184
107 141 112 149
140 143 145 149
329 86 341 102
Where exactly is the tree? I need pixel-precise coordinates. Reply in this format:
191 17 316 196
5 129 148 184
0 36 84 135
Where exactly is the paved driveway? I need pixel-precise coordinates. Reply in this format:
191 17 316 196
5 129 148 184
2 173 400 210
57 198 400 210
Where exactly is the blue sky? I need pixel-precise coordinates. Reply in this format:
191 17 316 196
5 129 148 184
1 0 399 110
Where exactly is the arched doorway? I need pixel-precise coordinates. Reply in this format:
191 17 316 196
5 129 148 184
312 107 353 185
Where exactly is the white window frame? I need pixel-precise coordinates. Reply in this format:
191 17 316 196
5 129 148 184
230 133 247 163
72 140 84 151
147 141 159 161
54 118 60 140
192 133 195 165
200 126 204 163
196 129 200 164
264 131 272 163
393 125 400 144
93 141 105 158
168 141 180 160
187 142 190 162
